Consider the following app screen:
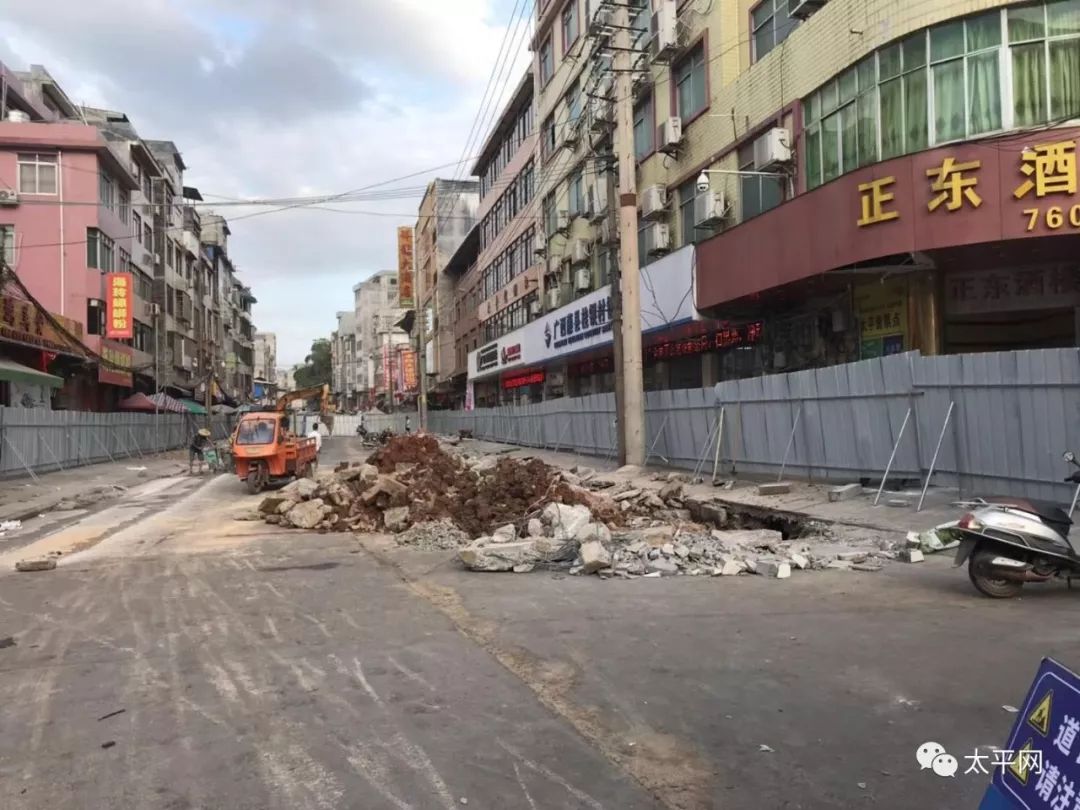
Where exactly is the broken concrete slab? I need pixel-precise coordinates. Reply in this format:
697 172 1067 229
853 562 884 572
579 541 612 574
574 522 612 544
719 558 744 576
382 506 411 533
826 559 855 570
645 558 679 575
612 489 642 502
259 496 290 515
789 553 810 570
15 558 56 572
835 551 869 562
360 476 408 506
887 498 912 508
686 498 728 526
756 560 792 579
285 499 328 529
282 477 319 500
542 502 592 541
757 482 791 496
459 540 540 572
828 483 863 503
526 518 544 538
492 524 517 543
898 548 925 563
659 482 684 501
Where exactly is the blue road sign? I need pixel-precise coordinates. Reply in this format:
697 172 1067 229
982 658 1080 809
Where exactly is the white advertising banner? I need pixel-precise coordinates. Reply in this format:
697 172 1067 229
468 245 698 381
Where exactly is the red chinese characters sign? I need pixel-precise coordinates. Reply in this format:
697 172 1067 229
397 227 415 309
400 349 418 392
105 272 133 339
0 295 83 356
645 321 763 363
98 339 133 387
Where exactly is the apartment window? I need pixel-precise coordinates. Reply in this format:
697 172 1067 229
542 114 557 160
633 93 655 159
143 223 153 249
17 153 57 194
803 7 1076 190
677 179 698 247
738 142 784 221
568 168 585 217
543 191 558 236
142 174 152 200
540 36 554 85
86 228 114 271
674 42 708 121
119 247 133 274
0 225 13 266
562 0 580 55
133 213 143 245
99 171 117 212
752 0 799 62
86 299 105 336
119 190 130 224
566 81 582 127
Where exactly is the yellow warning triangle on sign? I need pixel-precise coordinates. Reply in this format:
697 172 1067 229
1008 739 1037 785
1028 691 1053 736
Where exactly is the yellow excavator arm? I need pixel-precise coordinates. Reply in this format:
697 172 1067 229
275 384 335 432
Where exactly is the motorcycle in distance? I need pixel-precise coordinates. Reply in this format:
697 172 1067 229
953 450 1080 598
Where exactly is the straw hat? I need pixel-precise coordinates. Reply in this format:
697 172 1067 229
198 428 211 437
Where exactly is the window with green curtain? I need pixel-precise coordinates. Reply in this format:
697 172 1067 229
821 80 838 115
879 43 901 79
933 60 965 141
967 11 1002 51
879 78 903 158
1049 0 1080 35
1010 4 1047 41
839 68 857 104
857 90 878 166
903 32 927 70
904 71 929 151
822 114 840 182
857 56 875 93
805 125 821 189
806 91 820 124
968 50 1002 134
841 103 858 172
1013 42 1048 125
931 20 965 61
1050 38 1080 118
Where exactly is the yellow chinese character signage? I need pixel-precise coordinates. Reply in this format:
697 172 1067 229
105 272 133 339
397 227 414 309
1014 141 1078 199
857 177 900 227
927 157 982 212
98 339 133 388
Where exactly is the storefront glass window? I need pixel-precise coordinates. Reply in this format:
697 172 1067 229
803 3 1080 187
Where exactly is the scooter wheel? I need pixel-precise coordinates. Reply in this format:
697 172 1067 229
968 549 1024 599
246 469 265 495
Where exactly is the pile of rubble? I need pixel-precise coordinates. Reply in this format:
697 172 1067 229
252 435 601 538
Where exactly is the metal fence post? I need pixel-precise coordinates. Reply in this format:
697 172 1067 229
40 432 65 472
711 405 727 484
91 429 116 464
917 401 955 512
645 414 669 465
127 426 144 459
3 433 40 483
777 405 802 482
874 407 912 506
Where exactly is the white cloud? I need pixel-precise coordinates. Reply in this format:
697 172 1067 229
0 0 532 366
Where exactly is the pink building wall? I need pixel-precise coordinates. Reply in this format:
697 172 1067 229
0 122 135 350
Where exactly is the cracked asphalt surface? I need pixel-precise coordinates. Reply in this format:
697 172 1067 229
2 437 1079 809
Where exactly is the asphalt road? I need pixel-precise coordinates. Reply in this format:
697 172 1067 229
2 436 1079 809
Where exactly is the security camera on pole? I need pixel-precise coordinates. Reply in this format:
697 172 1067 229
613 1 646 466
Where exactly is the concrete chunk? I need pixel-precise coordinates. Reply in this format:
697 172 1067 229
383 506 410 533
15 558 56 572
828 483 863 502
645 558 680 575
789 553 810 570
492 524 517 543
887 498 912 508
579 540 612 574
719 558 744 576
898 548 925 563
756 560 791 578
285 499 328 529
757 482 791 496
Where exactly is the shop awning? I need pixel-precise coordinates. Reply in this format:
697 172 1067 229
118 392 158 412
0 358 63 389
178 398 207 415
147 393 188 414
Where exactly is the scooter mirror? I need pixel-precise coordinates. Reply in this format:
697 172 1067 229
1065 451 1076 463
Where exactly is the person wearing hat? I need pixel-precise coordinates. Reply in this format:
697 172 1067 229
189 427 213 474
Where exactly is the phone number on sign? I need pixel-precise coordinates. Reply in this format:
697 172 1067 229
1023 204 1080 231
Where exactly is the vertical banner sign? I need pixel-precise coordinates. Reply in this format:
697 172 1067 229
401 350 418 391
397 226 414 309
381 342 390 392
395 349 405 393
465 381 474 411
105 272 133 339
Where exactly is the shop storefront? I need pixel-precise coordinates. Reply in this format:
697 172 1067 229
697 127 1080 359
0 294 87 408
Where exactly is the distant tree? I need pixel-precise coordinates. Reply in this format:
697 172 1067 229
293 339 332 389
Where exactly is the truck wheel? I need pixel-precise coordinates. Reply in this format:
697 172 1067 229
246 468 265 495
968 549 1024 599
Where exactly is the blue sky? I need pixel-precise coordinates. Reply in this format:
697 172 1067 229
0 0 533 366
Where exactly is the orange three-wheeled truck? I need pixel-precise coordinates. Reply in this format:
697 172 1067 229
230 384 335 494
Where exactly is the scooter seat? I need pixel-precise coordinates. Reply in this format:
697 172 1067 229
991 497 1073 530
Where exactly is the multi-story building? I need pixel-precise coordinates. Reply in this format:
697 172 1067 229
445 226 481 408
465 0 1080 403
415 178 480 397
329 311 358 410
203 212 256 400
0 63 146 410
353 270 409 408
253 332 277 383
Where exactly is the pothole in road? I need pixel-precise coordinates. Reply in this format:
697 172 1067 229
707 501 818 540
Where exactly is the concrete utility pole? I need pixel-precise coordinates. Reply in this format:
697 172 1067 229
613 3 646 466
606 165 626 463
414 224 428 430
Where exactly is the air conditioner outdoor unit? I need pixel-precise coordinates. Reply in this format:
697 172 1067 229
562 122 580 150
649 0 679 61
574 267 592 292
658 116 683 155
694 190 730 227
589 98 614 130
571 238 591 265
556 210 571 233
641 185 668 220
645 222 672 256
529 299 542 317
546 287 560 309
789 0 828 20
547 255 563 276
588 4 615 35
0 189 18 206
589 182 609 220
598 217 617 245
754 127 792 170
534 232 548 256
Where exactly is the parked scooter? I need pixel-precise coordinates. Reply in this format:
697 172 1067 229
953 451 1080 598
